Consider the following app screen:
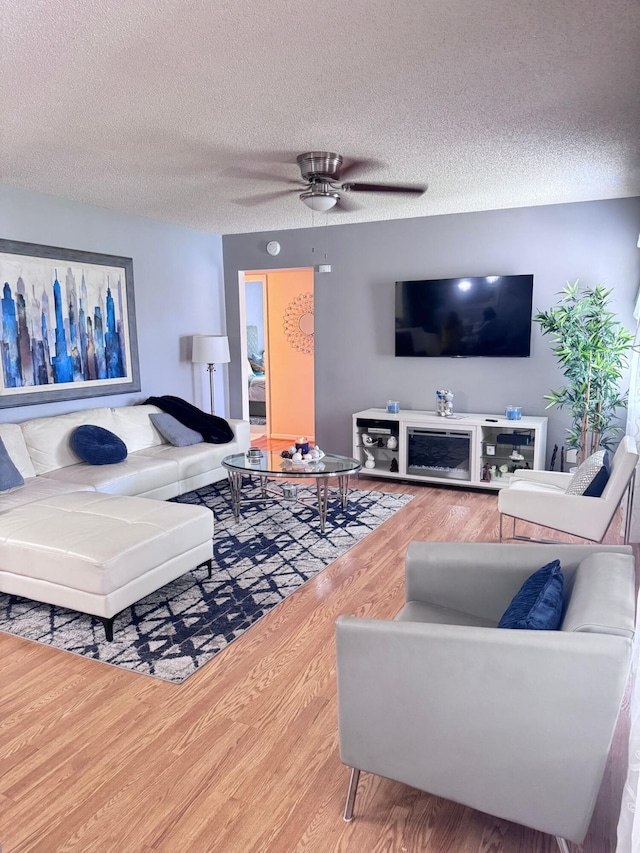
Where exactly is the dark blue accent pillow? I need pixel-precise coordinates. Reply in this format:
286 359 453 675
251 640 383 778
583 450 611 497
498 560 564 630
71 425 128 465
0 437 24 491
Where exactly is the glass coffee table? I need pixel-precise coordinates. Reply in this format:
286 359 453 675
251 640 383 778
222 450 362 533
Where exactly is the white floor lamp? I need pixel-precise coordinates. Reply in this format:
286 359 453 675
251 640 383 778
192 335 230 415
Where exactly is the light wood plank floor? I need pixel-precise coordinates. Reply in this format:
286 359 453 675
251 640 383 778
0 443 632 852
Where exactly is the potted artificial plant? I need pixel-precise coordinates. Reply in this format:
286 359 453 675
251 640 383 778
534 281 633 464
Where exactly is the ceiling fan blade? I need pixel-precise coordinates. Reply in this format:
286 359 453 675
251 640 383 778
342 182 426 195
337 157 385 180
233 189 300 207
224 167 304 186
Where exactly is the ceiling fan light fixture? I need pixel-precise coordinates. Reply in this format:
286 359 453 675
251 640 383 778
300 190 339 212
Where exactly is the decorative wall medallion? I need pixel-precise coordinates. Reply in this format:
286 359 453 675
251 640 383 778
283 292 314 354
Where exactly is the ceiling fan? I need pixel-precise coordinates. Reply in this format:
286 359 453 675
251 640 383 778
233 152 427 211
295 152 426 211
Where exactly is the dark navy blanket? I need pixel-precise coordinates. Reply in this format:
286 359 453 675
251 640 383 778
146 395 235 444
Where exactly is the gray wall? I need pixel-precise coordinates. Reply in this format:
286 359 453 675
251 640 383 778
224 197 640 460
0 184 226 423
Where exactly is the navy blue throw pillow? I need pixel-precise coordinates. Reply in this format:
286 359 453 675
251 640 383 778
71 425 128 465
498 559 564 630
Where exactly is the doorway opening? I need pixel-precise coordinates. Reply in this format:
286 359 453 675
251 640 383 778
241 268 315 443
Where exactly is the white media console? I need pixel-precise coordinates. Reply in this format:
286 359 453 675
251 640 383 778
353 408 548 490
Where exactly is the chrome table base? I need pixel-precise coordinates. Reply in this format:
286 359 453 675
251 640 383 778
226 471 353 533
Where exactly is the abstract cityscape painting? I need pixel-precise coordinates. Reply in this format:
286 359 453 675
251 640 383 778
0 240 140 407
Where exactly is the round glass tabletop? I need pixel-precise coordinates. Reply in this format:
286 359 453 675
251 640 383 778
222 450 361 479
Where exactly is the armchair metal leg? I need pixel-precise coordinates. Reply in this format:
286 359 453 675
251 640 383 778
555 837 570 853
343 767 361 822
623 469 636 545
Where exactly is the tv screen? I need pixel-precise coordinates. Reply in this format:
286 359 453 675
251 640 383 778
395 274 533 357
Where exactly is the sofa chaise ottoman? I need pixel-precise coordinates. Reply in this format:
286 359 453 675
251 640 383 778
0 402 250 639
0 491 214 640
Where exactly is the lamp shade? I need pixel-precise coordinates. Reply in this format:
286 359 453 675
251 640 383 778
192 335 230 364
301 192 339 212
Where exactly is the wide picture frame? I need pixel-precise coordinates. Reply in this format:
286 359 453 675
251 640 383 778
0 239 140 407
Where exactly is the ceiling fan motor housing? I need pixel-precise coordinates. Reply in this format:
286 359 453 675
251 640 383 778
297 152 343 181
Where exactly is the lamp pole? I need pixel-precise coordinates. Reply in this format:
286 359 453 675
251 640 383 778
207 363 216 415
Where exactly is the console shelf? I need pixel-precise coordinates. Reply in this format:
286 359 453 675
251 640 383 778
353 408 547 490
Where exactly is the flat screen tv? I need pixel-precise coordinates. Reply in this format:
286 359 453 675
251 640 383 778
395 274 534 357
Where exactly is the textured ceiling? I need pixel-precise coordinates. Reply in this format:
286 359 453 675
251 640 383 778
2 0 639 235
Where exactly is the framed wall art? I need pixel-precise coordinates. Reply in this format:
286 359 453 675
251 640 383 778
0 239 140 407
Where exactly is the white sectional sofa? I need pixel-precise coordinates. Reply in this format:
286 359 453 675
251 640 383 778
0 404 250 639
0 403 250 508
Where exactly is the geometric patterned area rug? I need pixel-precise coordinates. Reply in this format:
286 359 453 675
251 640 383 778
0 481 412 683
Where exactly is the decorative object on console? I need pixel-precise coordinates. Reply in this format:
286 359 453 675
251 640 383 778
436 389 454 417
534 282 633 463
389 457 399 473
363 449 376 469
192 334 231 415
70 425 128 465
0 238 140 408
362 433 374 446
386 400 400 413
506 406 522 420
386 435 398 450
149 413 203 447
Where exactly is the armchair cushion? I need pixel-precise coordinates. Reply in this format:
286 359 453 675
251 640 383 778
498 559 564 630
566 449 610 497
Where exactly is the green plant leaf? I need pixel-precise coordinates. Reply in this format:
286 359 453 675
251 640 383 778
534 281 632 457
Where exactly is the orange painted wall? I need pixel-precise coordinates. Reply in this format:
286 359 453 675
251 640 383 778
264 269 314 440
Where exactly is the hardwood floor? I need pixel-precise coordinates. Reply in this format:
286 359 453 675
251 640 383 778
0 445 632 852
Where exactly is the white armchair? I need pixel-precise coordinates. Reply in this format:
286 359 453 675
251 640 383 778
498 436 638 543
336 541 636 851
